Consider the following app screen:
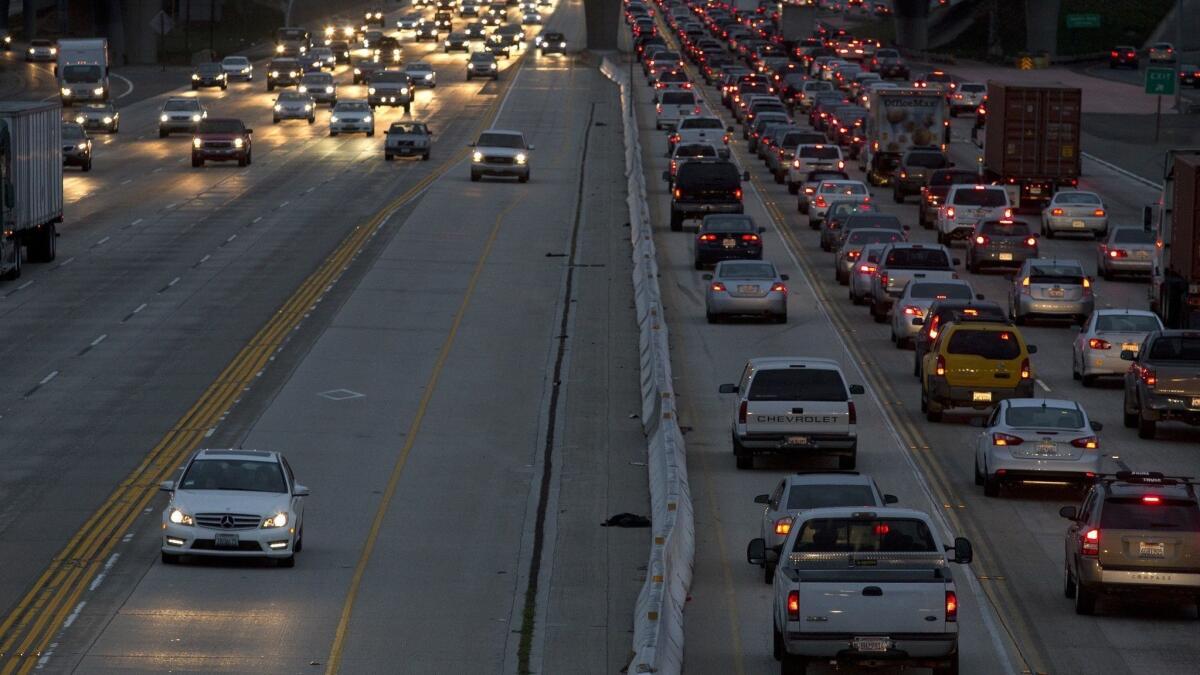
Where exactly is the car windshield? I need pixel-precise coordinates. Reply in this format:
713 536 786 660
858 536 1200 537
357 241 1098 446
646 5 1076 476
910 283 972 300
1028 264 1084 284
1147 336 1200 361
1096 314 1161 332
683 118 723 129
1101 499 1200 531
62 65 102 82
953 188 1007 206
278 92 307 101
336 102 369 112
661 92 696 105
1110 228 1155 244
179 459 287 493
905 152 947 169
406 63 433 72
198 63 223 74
979 220 1031 235
786 485 878 510
793 518 936 553
876 49 899 58
373 72 409 83
389 122 427 134
61 125 84 140
546 33 564 40
478 132 525 148
470 52 494 62
197 120 244 133
702 216 755 233
1055 192 1101 205
846 230 902 245
719 262 775 279
223 57 249 66
302 74 331 84
163 99 198 111
946 329 1021 360
748 368 847 402
1004 406 1084 429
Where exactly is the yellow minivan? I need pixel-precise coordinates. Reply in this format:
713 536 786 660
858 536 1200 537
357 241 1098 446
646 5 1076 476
920 322 1037 422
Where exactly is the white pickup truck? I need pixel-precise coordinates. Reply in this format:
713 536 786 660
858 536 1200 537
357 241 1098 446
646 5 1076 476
669 116 730 157
719 357 865 470
748 506 973 675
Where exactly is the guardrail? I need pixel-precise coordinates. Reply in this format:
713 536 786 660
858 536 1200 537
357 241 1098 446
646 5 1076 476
601 54 694 675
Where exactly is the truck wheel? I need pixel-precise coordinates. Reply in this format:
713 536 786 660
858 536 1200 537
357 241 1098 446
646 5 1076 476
82 159 92 172
1123 394 1138 428
1138 416 1156 440
669 211 683 232
763 562 775 585
773 626 784 661
1064 564 1076 598
30 223 56 262
780 652 808 675
1 237 20 281
786 182 798 195
238 155 247 167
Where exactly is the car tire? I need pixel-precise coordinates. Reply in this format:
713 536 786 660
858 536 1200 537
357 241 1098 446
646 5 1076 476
694 259 704 271
983 474 1000 497
1064 564 1076 598
808 217 820 231
82 159 91 172
470 170 481 182
192 157 203 168
1073 580 1096 615
1081 374 1097 387
870 301 886 323
774 171 783 184
293 527 303 553
277 555 296 568
308 117 314 125
273 117 279 124
775 311 787 324
850 288 862 305
367 130 374 137
763 562 775 585
221 83 227 91
1045 226 1055 239
423 153 430 161
385 153 393 161
161 551 181 565
974 458 984 486
268 83 275 92
780 652 808 675
1138 415 1156 439
159 128 167 138
330 130 338 137
787 182 798 195
669 211 683 231
773 626 785 661
238 155 247 167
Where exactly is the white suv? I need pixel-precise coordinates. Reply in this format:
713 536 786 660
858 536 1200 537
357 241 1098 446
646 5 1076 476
786 144 845 192
935 184 1011 245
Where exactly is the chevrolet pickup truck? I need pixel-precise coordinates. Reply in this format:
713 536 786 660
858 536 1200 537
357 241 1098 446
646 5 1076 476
748 506 972 675
868 243 960 323
719 357 866 470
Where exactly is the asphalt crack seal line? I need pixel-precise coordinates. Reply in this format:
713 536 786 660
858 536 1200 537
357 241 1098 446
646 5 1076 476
0 49 530 674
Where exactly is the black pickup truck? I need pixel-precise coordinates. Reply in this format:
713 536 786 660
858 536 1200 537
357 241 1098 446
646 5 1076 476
669 159 747 231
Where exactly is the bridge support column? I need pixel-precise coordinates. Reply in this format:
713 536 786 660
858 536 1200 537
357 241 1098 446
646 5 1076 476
1025 0 1060 56
583 0 618 50
892 0 929 51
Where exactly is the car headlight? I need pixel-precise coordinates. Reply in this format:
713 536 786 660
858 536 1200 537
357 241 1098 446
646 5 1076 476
560 42 566 47
103 116 112 124
368 87 376 94
261 512 288 528
274 104 282 111
75 115 84 123
270 70 279 77
233 137 244 148
191 113 201 122
192 137 202 148
363 115 372 123
49 47 57 54
77 142 88 150
276 45 285 53
289 71 298 78
401 87 409 94
515 153 527 164
192 73 199 80
304 104 312 111
28 47 34 53
490 63 497 69
424 73 433 80
169 508 194 525
444 40 450 45
330 115 339 123
325 85 334 93
299 85 308 92
93 87 104 95
354 68 361 75
160 113 169 122
61 87 71 96
242 67 251 73
473 151 484 162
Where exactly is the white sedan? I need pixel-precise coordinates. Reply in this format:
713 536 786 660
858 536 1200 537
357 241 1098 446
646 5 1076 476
974 399 1103 498
1071 309 1164 386
1042 190 1108 238
404 61 438 88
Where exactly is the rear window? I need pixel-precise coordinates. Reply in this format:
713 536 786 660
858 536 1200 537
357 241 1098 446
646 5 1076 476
1101 499 1200 531
979 220 1031 235
740 83 769 95
804 81 834 92
1028 265 1085 285
793 518 936 553
946 329 1021 359
885 247 950 269
876 49 899 58
748 368 848 402
1005 406 1084 429
819 182 866 195
702 215 755 233
659 71 688 82
952 188 1007 206
930 171 980 186
960 83 986 93
909 283 971 300
661 92 696 105
655 52 680 61
935 305 1007 324
678 162 740 187
905 152 947 169
682 118 723 130
720 262 775 278
1111 229 1155 244
844 214 898 229
1055 192 1102 205
786 485 878 511
846 230 903 245
1147 336 1200 362
1096 314 1161 332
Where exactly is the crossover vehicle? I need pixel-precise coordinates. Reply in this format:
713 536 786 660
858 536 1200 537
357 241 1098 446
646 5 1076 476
266 58 302 90
467 51 499 79
818 201 882 249
404 61 437 88
892 146 948 202
921 322 1037 422
936 184 1012 244
368 71 413 112
220 55 253 80
60 122 92 171
1009 259 1094 325
352 59 382 85
158 97 206 137
539 31 566 55
1109 45 1138 68
912 300 1010 378
669 159 746 231
444 31 471 53
664 142 719 185
834 227 904 285
807 179 869 224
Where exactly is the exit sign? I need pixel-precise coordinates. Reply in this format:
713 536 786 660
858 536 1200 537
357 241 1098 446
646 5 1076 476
1146 67 1176 95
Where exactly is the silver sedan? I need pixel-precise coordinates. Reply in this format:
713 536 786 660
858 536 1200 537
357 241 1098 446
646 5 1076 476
890 279 976 348
833 227 903 285
703 260 788 323
1009 259 1095 324
1071 309 1163 386
848 242 888 305
1096 226 1155 278
974 398 1103 497
1041 190 1108 238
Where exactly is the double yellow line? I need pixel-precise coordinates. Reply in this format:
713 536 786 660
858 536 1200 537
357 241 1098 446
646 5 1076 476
0 50 529 675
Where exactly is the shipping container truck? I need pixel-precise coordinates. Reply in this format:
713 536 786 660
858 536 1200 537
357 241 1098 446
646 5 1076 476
859 87 947 186
1149 150 1200 328
0 102 64 280
56 38 110 104
780 4 814 45
982 82 1081 212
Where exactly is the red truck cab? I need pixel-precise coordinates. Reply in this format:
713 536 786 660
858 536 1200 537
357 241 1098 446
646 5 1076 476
192 118 253 168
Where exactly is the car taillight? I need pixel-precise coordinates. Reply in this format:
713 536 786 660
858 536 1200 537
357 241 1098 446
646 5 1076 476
804 186 815 195
1139 364 1157 386
774 517 793 535
711 282 726 292
814 196 826 207
838 160 845 169
673 188 682 199
771 282 787 293
734 188 743 200
787 590 800 619
694 106 702 114
946 591 958 622
1107 248 1128 259
858 263 876 274
945 207 955 219
656 103 663 113
846 250 861 261
742 233 760 242
992 432 1023 446
699 233 718 241
738 399 747 424
935 354 946 376
1082 277 1093 295
847 400 856 424
1071 436 1099 449
1020 358 1031 379
1021 276 1031 294
669 133 680 143
1093 209 1106 217
1024 236 1038 247
723 134 731 144
1142 495 1163 504
1081 528 1100 557
1087 337 1113 350
902 305 923 317
974 235 989 246
1003 208 1013 218
879 272 889 287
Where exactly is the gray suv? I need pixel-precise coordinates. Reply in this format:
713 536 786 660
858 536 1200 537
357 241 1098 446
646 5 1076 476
893 146 949 202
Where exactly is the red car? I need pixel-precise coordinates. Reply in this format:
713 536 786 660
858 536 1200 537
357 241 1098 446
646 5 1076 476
192 118 253 168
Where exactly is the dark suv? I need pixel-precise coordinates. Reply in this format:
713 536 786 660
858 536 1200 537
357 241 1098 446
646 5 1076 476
1060 472 1200 616
192 118 253 168
893 146 950 202
1121 330 1200 439
669 160 746 231
266 58 301 91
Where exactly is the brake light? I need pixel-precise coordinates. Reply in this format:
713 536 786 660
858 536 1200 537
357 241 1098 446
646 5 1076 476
734 188 743 200
879 272 889 287
1088 338 1111 350
814 196 826 207
902 305 924 318
1093 209 1106 217
1082 277 1092 295
1003 208 1013 218
846 250 861 261
699 233 718 241
1139 365 1157 386
992 432 1023 446
1142 495 1162 504
738 400 748 424
945 207 955 219
742 233 760 242
1081 529 1099 557
974 235 988 246
935 355 946 376
1071 436 1099 449
847 400 857 425
673 188 682 199
858 263 876 274
946 591 958 622
774 516 793 535
1020 358 1031 379
723 134 731 144
838 160 845 170
1024 236 1038 247
1110 50 1118 57
770 282 787 293
669 133 680 144
1127 51 1136 57
1107 247 1129 259
1021 277 1031 294
804 186 815 195
787 590 800 619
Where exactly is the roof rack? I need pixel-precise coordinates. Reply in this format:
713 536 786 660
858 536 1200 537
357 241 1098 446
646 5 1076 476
1094 471 1198 487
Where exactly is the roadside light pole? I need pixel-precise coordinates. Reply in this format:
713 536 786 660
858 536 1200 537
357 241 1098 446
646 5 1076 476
1177 0 1185 111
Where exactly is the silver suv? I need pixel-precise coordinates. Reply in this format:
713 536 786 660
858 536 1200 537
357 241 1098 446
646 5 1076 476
385 122 432 161
470 129 532 182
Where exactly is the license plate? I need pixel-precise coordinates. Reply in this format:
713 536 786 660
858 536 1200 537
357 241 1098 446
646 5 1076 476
738 284 758 293
723 238 737 249
1139 541 1165 558
972 391 992 402
852 637 891 653
1122 343 1139 353
786 436 809 446
1072 220 1086 228
214 533 239 548
998 252 1013 261
1136 250 1150 258
1191 397 1200 408
1036 440 1057 456
1048 288 1065 298
1030 186 1042 195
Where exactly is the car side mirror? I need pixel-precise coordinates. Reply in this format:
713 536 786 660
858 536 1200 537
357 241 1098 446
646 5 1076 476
702 273 713 280
911 317 924 326
1059 505 1078 521
780 274 790 281
1070 324 1082 332
848 384 865 395
747 537 768 565
1026 344 1037 354
159 480 174 492
754 493 770 504
718 383 738 394
884 494 899 504
467 142 475 147
950 537 973 564
245 128 254 134
1143 204 1154 232
759 226 766 233
952 258 961 266
727 125 735 132
976 293 985 300
1091 421 1104 432
294 484 310 497
1120 349 1135 361
528 144 535 151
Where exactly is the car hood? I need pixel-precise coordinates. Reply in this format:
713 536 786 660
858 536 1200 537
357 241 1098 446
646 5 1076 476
477 146 524 157
170 489 290 517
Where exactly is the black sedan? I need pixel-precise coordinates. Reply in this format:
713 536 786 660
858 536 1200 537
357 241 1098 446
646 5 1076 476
694 214 764 269
1109 45 1138 69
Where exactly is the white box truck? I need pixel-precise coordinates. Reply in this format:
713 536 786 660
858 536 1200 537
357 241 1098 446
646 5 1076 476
860 87 947 186
0 101 64 280
56 38 110 104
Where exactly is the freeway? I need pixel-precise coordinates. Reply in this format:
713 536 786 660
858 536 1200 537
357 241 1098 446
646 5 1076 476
0 2 646 673
628 9 1200 675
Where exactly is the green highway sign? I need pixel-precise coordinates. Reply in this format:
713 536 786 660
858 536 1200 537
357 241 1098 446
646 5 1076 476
1066 13 1100 29
1146 67 1176 95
